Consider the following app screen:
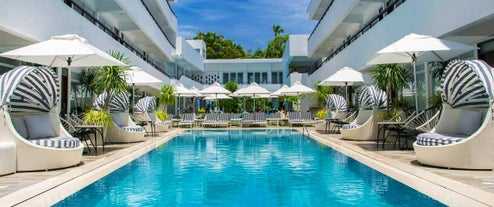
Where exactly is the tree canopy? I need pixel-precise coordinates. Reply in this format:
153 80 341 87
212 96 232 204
193 25 289 59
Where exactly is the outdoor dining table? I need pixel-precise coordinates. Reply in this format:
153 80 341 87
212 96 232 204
75 124 105 154
377 121 405 150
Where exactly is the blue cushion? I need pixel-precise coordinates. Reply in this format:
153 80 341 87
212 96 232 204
12 117 28 138
416 133 468 146
458 109 482 135
24 114 55 139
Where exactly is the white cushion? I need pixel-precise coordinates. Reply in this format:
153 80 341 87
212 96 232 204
11 117 28 138
24 114 55 139
458 109 483 136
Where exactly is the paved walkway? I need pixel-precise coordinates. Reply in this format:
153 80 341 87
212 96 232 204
0 127 493 206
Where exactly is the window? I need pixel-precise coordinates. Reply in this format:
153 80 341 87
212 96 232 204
237 73 243 84
248 73 254 84
272 72 278 84
223 73 229 84
272 72 282 84
255 72 261 83
230 73 236 83
261 72 268 84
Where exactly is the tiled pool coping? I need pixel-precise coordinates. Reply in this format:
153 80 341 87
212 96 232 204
0 128 493 206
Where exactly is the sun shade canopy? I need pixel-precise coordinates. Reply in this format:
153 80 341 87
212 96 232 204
358 85 387 109
326 94 347 111
134 96 156 113
441 59 494 108
93 91 129 112
0 66 59 112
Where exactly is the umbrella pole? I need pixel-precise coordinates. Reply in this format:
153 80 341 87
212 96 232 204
413 60 419 112
345 82 349 107
132 83 135 112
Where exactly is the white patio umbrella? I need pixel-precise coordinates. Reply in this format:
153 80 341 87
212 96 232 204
127 66 162 107
199 82 231 111
271 84 290 97
366 33 477 111
174 83 196 114
0 34 126 67
235 82 271 112
319 66 364 104
282 81 316 111
189 86 205 113
204 94 232 100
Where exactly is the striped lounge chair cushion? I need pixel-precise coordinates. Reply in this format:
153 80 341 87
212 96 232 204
341 124 360 130
416 133 468 146
156 120 170 126
29 137 81 148
121 126 145 132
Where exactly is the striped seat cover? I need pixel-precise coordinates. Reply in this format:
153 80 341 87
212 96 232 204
121 126 145 132
29 137 81 148
341 124 361 130
416 133 467 146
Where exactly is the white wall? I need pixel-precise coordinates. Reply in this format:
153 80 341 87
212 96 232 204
307 0 358 57
117 0 175 61
175 37 204 71
0 0 171 84
308 0 494 87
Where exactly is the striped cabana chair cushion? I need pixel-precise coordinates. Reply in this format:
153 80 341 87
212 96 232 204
29 137 81 148
121 126 145 132
341 124 361 130
416 133 468 146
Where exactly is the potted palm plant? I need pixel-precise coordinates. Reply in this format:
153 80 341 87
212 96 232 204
157 85 176 120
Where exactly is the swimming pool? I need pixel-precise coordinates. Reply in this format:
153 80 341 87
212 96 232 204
56 129 444 206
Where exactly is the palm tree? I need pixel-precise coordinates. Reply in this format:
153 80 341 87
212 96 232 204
370 64 409 111
90 50 130 110
157 85 176 112
273 24 285 37
313 83 334 106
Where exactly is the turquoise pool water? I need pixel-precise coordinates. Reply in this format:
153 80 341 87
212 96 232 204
56 129 444 206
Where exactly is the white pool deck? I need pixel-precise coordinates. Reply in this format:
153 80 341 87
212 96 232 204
0 127 493 206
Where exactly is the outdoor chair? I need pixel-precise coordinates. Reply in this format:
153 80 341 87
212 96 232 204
94 91 145 143
0 66 83 171
289 111 315 127
133 96 169 133
341 85 387 141
60 116 94 154
414 60 494 169
178 113 195 128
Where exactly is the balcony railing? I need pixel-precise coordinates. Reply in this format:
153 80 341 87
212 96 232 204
308 0 407 74
140 0 176 48
63 0 173 78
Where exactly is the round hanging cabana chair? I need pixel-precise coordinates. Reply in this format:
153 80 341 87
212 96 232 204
94 91 145 143
414 59 494 170
0 66 83 171
133 96 169 132
340 85 387 141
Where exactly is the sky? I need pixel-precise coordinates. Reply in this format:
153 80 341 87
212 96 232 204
170 0 316 51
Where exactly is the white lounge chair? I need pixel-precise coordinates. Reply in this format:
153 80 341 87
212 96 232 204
341 85 387 141
178 113 195 128
0 66 83 171
414 60 494 169
94 91 145 143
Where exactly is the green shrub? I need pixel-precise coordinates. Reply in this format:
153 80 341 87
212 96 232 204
156 110 169 121
316 109 327 120
83 109 112 126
